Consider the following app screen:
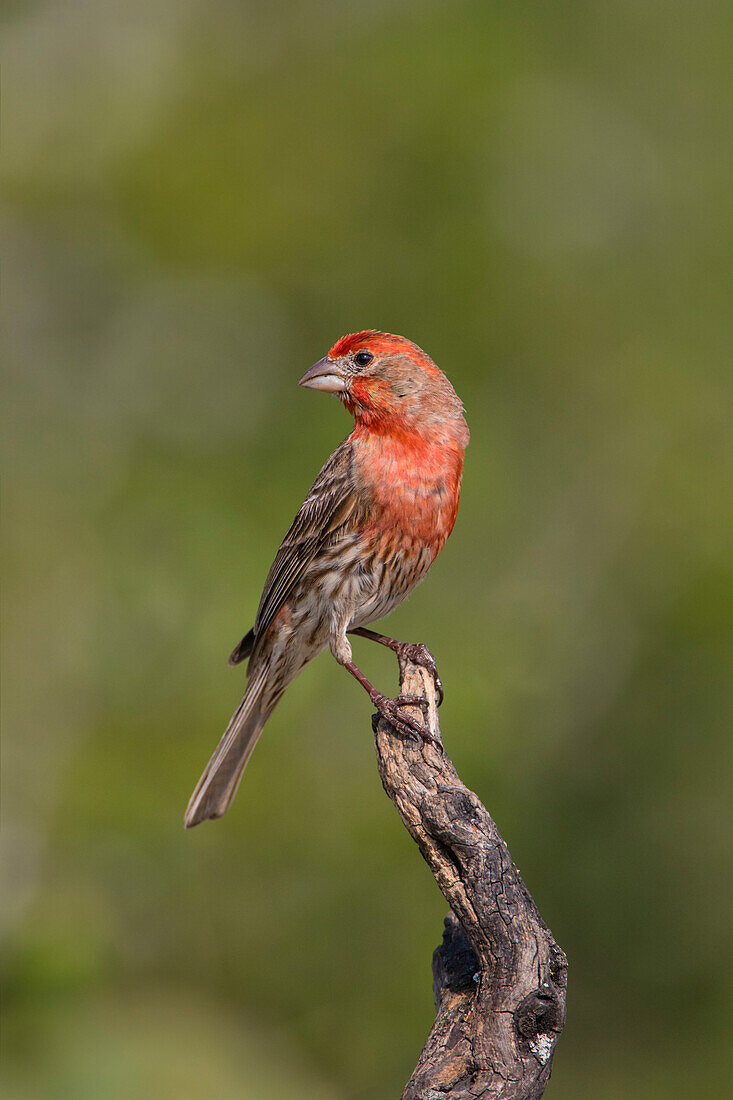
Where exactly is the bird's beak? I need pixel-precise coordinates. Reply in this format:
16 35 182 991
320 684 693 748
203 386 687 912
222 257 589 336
298 357 349 393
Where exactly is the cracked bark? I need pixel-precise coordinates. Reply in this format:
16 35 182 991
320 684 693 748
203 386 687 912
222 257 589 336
373 657 567 1099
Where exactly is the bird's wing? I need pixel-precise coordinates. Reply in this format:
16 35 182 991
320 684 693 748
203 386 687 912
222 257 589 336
252 441 360 643
228 627 255 666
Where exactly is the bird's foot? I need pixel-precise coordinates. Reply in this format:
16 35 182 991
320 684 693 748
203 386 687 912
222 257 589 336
394 643 444 706
370 691 443 749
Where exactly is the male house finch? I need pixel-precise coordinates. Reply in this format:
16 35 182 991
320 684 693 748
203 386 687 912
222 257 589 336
185 331 469 827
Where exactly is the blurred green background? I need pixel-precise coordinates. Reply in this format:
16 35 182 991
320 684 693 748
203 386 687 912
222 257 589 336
3 1 732 1096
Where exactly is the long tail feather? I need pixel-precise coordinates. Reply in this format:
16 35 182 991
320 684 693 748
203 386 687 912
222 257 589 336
184 665 269 827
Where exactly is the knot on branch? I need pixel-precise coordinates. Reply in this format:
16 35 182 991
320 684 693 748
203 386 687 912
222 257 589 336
432 911 480 1008
421 786 487 850
512 990 563 1047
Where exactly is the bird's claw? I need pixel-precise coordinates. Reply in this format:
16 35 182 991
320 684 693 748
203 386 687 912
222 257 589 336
395 643 444 706
370 692 443 750
392 693 428 708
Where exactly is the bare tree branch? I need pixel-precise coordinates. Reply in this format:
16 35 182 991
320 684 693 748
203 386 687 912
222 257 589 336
373 657 567 1099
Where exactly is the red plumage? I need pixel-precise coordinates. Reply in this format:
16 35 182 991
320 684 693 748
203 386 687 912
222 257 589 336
328 330 381 358
185 332 469 826
328 329 425 360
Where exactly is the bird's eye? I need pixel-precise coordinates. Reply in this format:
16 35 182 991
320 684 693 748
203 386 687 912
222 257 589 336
354 350 373 367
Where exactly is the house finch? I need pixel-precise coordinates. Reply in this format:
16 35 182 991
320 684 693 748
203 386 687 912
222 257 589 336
185 331 469 827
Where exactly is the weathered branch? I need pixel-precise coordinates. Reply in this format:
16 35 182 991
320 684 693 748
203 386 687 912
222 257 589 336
373 658 567 1099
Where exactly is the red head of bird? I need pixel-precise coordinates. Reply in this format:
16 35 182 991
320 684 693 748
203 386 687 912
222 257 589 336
299 330 469 450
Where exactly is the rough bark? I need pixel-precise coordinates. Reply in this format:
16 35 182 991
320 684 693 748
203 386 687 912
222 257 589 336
373 658 567 1099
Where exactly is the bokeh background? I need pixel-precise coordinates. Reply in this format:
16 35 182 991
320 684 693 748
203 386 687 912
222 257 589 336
3 1 732 1096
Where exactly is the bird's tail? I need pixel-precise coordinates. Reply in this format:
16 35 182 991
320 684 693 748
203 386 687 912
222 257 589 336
184 664 272 828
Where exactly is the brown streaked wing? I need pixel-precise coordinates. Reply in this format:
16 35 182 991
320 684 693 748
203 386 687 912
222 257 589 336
252 440 361 642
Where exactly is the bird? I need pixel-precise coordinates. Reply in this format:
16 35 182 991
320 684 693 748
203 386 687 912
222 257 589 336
185 330 469 827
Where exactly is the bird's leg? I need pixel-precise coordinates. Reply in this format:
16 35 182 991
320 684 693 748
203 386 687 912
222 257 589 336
340 659 443 750
348 627 444 706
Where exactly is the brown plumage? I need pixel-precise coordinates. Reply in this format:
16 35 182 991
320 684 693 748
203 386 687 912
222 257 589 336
185 331 469 827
